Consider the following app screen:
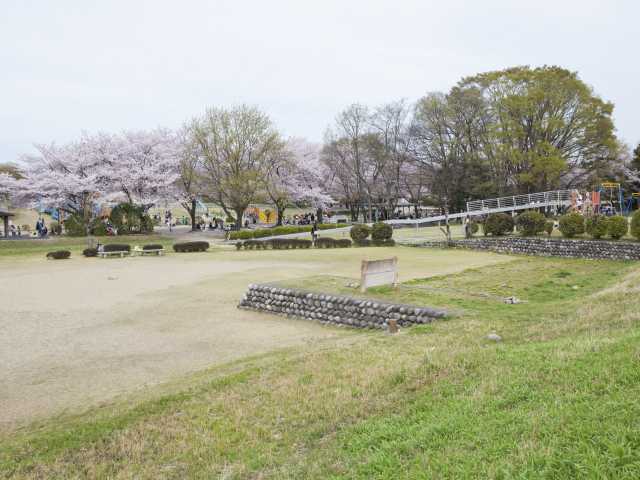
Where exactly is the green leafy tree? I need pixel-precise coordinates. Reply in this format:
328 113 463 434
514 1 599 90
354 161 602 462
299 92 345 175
191 105 283 230
455 66 617 193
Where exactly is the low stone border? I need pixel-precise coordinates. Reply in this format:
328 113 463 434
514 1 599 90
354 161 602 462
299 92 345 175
408 237 640 260
238 284 447 329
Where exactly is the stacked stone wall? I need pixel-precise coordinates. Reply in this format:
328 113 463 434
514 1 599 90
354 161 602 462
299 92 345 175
410 237 640 260
239 284 447 329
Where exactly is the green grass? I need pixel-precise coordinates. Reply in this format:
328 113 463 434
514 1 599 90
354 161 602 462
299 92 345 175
1 256 639 478
0 234 175 259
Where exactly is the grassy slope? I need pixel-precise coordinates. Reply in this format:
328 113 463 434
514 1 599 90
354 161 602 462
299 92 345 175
1 256 639 478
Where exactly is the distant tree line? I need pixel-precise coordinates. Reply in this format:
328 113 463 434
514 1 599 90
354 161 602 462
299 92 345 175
0 65 637 229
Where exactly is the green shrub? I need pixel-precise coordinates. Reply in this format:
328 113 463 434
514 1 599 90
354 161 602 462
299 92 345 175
103 244 131 253
110 203 153 235
350 224 371 242
607 216 628 240
335 238 352 248
585 215 608 239
372 238 396 247
371 222 393 241
82 248 98 257
46 250 71 260
64 214 88 237
142 244 164 251
268 239 284 250
228 230 254 240
515 211 546 236
631 211 640 240
91 220 109 236
558 213 585 238
294 239 313 249
483 213 514 236
173 241 209 252
318 223 348 230
466 221 479 237
354 238 371 247
314 237 352 248
544 221 554 236
227 224 347 240
315 237 336 248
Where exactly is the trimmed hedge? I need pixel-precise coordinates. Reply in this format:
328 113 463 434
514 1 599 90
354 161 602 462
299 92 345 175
354 238 371 247
143 244 164 251
350 224 371 242
372 238 396 247
228 224 349 240
371 222 393 241
103 244 131 253
515 211 546 236
585 215 608 239
46 250 71 260
631 211 640 240
173 241 209 252
607 216 628 240
236 238 351 250
558 213 585 238
82 248 98 257
483 213 514 236
315 237 352 248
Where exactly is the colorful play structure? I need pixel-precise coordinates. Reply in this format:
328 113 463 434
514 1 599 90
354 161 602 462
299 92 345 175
587 182 640 216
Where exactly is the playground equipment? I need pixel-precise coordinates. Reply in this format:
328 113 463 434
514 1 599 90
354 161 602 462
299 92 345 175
596 182 640 216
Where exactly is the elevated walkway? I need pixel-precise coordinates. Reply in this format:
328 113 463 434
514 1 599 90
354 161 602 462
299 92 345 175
387 190 572 227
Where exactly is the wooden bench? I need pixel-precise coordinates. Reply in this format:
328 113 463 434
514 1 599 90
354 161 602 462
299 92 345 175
98 250 130 258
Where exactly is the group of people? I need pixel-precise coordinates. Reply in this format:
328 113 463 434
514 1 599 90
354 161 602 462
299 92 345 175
3 218 49 238
283 213 317 226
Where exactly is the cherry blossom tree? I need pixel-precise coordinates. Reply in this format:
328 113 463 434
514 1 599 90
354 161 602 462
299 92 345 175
104 128 180 208
13 134 108 220
284 138 333 222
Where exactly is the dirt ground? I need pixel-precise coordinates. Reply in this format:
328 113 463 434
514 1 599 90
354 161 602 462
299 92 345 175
0 246 512 430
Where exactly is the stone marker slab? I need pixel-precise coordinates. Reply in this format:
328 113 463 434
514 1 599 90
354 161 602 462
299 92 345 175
360 257 398 292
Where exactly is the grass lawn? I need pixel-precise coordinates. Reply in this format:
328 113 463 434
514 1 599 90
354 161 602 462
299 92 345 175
1 252 639 478
0 234 176 259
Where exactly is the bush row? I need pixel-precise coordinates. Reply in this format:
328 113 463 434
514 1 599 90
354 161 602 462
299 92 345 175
559 213 631 239
236 238 353 250
228 223 349 240
349 223 394 246
173 241 210 252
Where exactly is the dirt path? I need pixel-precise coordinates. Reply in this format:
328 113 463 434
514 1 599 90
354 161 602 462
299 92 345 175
0 247 512 430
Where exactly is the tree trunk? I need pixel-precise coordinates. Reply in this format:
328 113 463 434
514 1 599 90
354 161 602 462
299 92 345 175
190 199 198 231
275 201 286 226
234 207 244 230
316 207 323 224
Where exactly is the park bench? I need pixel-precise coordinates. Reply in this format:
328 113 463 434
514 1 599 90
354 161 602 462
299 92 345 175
133 246 164 256
98 250 130 258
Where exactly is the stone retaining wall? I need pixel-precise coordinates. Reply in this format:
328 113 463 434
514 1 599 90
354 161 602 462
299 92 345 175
410 237 640 260
239 284 447 329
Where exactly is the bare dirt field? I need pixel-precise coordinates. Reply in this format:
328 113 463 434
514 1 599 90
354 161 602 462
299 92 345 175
0 246 513 430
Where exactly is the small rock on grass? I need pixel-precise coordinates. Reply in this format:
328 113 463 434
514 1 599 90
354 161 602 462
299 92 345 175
486 333 502 342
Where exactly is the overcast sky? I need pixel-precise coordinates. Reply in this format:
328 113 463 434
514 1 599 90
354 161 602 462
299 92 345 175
1 0 638 162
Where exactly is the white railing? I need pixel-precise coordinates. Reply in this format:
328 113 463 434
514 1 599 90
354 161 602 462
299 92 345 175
466 190 572 213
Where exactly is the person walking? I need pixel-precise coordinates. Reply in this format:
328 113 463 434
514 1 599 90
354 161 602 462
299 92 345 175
311 221 318 245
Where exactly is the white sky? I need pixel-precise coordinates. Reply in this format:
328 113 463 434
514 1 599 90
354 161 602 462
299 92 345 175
1 0 638 161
